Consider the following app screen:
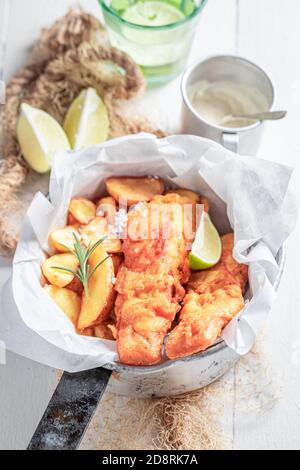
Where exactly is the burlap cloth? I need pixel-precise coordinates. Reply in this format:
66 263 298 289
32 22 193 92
0 9 279 449
0 8 162 256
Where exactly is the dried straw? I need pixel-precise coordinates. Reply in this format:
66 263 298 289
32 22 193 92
80 334 280 451
0 8 162 256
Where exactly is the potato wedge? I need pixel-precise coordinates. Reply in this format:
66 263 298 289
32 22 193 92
78 245 115 330
68 213 78 225
68 198 96 225
79 328 94 337
96 196 117 225
67 276 83 295
44 285 81 326
94 324 115 341
40 274 47 288
48 225 80 253
168 188 200 203
112 254 123 276
42 253 79 288
97 196 117 209
81 217 122 254
106 176 164 206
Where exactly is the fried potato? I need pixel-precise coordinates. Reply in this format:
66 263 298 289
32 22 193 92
94 323 115 341
40 274 47 288
68 198 96 225
44 285 81 326
168 188 200 203
67 276 83 295
79 328 94 337
68 213 78 225
42 253 79 288
81 216 122 254
78 245 115 330
106 176 164 206
97 196 117 210
112 254 123 276
48 225 80 253
97 196 117 225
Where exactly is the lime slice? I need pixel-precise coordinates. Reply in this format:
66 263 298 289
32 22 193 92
17 103 70 174
111 0 132 13
189 213 222 270
63 88 110 151
122 1 185 26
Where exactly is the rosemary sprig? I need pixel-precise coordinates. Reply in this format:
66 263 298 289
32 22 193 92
53 233 109 298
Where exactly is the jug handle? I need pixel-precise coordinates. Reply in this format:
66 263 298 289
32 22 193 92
222 132 239 153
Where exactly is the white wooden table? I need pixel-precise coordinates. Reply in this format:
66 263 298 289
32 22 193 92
0 0 300 450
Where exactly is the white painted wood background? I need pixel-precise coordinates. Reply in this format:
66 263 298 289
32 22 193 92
0 0 300 450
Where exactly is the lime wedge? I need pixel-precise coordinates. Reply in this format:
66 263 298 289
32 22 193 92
122 1 185 26
63 88 110 151
17 103 70 174
189 213 222 270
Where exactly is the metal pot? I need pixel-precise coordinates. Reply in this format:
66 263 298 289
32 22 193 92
105 244 285 397
28 246 285 450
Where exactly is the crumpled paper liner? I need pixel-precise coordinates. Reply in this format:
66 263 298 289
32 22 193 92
0 8 162 256
0 133 296 371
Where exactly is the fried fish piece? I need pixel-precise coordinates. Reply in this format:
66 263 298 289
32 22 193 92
167 188 200 203
152 192 203 246
115 196 189 366
166 285 244 359
166 233 248 360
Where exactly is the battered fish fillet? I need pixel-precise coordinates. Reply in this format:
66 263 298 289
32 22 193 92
115 196 190 366
152 192 206 245
166 233 248 360
166 286 244 359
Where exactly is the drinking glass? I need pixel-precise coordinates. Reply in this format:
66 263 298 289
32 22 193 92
99 0 208 86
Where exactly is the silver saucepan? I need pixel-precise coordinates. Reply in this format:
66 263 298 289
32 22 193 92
104 245 285 397
27 135 285 448
28 245 285 450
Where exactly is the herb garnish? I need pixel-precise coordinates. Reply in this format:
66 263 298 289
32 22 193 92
53 233 109 298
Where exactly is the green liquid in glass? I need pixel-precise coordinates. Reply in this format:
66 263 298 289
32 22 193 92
111 0 196 25
100 0 205 86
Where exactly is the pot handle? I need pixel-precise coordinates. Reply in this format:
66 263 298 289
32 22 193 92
222 132 239 153
27 367 112 450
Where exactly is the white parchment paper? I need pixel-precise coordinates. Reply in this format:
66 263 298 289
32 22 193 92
0 134 296 372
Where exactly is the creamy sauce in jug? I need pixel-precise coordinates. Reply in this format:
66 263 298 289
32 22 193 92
188 80 269 128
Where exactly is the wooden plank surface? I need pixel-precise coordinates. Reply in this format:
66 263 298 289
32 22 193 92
234 0 300 450
0 0 299 450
